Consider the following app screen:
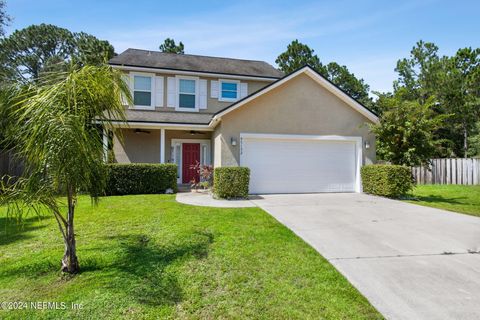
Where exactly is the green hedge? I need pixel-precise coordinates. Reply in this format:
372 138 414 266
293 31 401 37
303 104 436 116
213 167 250 199
361 164 413 198
104 163 177 196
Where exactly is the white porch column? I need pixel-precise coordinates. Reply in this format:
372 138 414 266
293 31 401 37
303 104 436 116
160 128 165 163
102 127 108 163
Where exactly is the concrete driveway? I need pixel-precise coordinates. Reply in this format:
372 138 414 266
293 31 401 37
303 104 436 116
251 193 480 320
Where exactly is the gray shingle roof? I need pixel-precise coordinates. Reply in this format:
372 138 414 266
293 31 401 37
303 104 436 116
111 109 213 125
109 49 284 79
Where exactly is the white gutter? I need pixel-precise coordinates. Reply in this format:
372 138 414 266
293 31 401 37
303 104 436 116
110 121 213 131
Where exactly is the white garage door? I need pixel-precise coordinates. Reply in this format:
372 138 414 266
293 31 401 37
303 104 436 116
240 134 361 194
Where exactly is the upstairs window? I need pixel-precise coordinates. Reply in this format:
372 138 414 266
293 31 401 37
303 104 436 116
133 75 153 107
220 80 239 101
179 79 196 109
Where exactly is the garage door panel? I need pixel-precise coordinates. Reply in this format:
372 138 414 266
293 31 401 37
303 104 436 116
241 137 358 194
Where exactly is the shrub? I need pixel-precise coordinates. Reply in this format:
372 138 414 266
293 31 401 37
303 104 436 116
213 167 250 199
104 163 177 196
361 164 413 198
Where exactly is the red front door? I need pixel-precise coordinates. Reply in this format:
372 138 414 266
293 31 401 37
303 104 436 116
182 143 200 184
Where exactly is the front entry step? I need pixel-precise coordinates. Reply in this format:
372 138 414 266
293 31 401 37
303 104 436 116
177 184 192 192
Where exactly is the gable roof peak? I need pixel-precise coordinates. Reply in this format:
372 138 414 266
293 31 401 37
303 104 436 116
210 64 379 126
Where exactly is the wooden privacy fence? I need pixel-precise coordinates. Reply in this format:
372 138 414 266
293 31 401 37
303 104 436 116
0 150 24 178
412 158 480 185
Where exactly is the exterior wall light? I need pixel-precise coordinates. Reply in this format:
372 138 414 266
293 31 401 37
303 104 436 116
231 137 237 146
364 140 370 149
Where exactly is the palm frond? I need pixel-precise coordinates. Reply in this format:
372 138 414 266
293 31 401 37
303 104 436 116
1 65 131 217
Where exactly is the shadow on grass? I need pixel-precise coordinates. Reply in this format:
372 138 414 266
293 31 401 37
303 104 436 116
412 194 466 205
106 231 214 306
1 225 214 307
0 215 49 246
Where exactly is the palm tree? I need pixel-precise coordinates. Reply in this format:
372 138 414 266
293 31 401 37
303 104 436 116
0 65 130 273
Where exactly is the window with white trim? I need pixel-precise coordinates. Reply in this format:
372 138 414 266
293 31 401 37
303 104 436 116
201 145 207 165
133 75 153 107
171 144 181 178
178 79 196 109
219 80 239 101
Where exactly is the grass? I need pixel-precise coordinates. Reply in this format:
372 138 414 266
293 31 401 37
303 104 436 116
406 184 480 217
0 195 382 319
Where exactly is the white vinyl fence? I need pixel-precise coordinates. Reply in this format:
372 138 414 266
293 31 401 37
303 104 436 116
412 158 480 185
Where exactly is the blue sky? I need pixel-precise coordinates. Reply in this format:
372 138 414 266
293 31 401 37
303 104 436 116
5 0 480 93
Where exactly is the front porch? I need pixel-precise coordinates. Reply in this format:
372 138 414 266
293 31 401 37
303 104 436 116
111 127 213 184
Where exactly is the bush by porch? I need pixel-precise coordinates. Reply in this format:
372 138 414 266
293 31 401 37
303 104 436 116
213 167 250 199
104 163 177 195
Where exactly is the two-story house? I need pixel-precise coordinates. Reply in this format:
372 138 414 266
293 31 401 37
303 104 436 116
107 49 378 194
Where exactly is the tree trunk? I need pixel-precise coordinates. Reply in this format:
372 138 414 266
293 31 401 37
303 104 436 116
61 227 79 273
61 187 79 273
463 123 468 159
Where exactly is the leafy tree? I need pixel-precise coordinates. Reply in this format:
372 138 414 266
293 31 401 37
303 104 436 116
391 41 480 157
159 38 184 54
275 39 322 74
369 91 394 116
0 0 11 37
0 66 130 273
394 40 441 102
468 122 480 157
0 0 12 146
370 92 447 166
437 48 480 157
324 62 371 105
0 24 114 82
72 32 115 66
276 40 372 106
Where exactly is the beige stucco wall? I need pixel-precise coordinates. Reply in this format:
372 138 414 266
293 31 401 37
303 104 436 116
113 129 160 163
213 73 376 167
113 128 212 164
123 70 270 114
213 129 222 167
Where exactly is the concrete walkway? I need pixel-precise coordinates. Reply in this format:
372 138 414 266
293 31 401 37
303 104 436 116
176 190 256 208
250 193 480 320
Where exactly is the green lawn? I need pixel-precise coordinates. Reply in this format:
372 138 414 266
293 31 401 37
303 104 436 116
0 195 381 319
406 184 480 217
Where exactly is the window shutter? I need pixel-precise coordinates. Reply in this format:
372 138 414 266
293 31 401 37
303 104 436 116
199 79 207 109
155 76 164 107
167 77 176 108
211 80 219 98
240 82 248 99
121 74 131 106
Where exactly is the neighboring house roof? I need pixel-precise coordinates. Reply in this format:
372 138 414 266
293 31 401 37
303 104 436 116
109 49 284 79
210 65 379 126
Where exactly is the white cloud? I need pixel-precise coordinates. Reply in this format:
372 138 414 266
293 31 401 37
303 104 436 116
100 0 435 93
102 1 385 56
